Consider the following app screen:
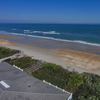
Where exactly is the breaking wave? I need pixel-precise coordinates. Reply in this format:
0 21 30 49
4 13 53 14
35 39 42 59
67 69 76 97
24 30 60 35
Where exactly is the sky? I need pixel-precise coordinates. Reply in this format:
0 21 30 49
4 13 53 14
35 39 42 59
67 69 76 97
0 0 100 24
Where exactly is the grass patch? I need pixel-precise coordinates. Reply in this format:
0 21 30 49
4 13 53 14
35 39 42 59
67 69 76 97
0 47 19 59
6 57 38 69
32 63 84 92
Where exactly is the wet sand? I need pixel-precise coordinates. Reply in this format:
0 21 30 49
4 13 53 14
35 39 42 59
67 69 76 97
0 34 100 75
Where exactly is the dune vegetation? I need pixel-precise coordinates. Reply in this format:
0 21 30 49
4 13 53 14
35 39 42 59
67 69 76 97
0 47 19 59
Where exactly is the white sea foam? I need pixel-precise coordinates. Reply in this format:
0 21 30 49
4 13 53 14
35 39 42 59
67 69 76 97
24 30 60 35
1 31 100 47
24 30 31 33
32 31 60 35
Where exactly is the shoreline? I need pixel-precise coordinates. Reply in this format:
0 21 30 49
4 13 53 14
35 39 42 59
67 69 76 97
1 31 100 47
0 33 100 75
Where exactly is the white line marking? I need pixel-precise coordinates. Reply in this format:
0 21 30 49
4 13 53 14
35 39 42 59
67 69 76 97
0 81 10 88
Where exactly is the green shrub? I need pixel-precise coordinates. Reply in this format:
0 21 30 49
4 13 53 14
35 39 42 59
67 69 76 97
7 57 37 69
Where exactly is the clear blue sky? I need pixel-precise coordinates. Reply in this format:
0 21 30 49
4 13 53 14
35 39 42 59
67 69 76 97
0 0 100 24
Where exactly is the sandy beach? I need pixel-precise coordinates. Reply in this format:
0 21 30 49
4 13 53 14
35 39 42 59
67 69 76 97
0 33 100 75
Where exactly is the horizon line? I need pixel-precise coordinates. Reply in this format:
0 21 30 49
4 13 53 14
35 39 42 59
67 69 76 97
0 22 100 25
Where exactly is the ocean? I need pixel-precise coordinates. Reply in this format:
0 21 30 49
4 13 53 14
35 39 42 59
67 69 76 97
0 23 100 46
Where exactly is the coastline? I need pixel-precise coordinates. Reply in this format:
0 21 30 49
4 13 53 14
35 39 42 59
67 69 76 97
0 33 100 75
